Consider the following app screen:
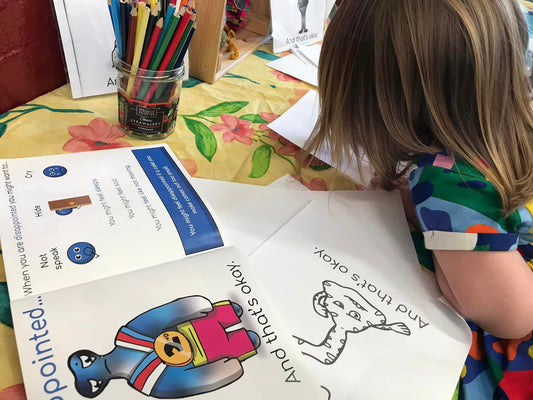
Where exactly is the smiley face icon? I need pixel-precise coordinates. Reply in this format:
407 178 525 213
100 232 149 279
43 165 67 177
67 242 97 264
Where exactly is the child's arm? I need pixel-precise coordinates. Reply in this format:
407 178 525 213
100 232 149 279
433 249 533 339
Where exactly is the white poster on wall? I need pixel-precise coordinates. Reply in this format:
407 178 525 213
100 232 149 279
270 0 326 53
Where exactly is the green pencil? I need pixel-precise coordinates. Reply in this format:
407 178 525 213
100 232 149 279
135 7 184 100
153 18 195 102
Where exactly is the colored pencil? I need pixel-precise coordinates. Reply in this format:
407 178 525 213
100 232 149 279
126 2 150 95
141 2 160 62
125 3 138 65
144 10 192 102
109 0 123 58
130 17 164 99
119 0 129 61
149 7 183 70
140 17 164 69
156 4 177 54
174 22 195 69
159 10 192 71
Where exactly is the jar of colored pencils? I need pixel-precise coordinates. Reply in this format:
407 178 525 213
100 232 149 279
113 49 184 140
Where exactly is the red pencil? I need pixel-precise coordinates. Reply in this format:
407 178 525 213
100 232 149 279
142 10 192 102
158 10 192 71
125 3 139 65
130 17 164 99
140 17 164 69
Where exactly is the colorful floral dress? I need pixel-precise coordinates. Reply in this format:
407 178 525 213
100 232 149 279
408 153 533 400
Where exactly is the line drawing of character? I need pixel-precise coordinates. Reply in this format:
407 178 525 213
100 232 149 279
68 296 261 398
298 0 309 34
293 280 410 365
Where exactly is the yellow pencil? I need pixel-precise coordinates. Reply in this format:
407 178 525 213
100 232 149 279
127 2 150 95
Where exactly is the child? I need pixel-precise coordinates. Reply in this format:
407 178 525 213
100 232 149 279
307 0 533 398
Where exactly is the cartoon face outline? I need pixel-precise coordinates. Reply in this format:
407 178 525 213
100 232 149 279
313 280 386 333
43 165 67 177
67 242 96 264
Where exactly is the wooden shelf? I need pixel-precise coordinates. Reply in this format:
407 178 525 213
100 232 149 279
189 0 271 83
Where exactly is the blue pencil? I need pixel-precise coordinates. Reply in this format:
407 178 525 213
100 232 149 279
109 0 123 58
155 3 177 53
174 25 195 69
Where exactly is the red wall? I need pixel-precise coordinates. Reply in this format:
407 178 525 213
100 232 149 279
0 0 67 114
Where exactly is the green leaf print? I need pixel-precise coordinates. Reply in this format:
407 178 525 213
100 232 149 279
0 123 6 138
0 282 13 328
194 101 248 118
183 117 217 162
308 162 332 171
240 114 267 124
249 144 272 178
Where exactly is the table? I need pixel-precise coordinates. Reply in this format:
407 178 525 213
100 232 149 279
0 44 359 399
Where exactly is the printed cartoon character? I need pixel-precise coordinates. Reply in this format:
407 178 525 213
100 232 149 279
67 242 97 264
294 280 410 365
68 296 261 398
298 0 309 34
43 165 67 177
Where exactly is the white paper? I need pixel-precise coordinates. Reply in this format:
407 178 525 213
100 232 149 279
191 178 370 257
267 54 318 86
294 43 320 66
267 90 373 184
51 0 117 98
248 193 471 400
270 0 325 53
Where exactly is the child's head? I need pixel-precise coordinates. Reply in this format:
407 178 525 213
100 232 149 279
310 0 533 213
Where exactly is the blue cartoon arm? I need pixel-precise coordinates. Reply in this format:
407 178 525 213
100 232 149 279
151 358 243 398
127 296 213 337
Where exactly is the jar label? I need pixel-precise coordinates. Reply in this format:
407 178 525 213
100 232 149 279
118 91 179 137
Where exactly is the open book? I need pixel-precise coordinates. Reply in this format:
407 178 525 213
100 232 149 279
0 145 321 399
0 145 471 399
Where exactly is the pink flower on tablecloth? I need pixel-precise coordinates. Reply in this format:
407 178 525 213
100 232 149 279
179 159 198 176
269 70 301 83
292 176 328 191
0 384 26 400
63 118 131 152
211 114 255 145
278 139 301 155
258 112 280 139
289 88 309 105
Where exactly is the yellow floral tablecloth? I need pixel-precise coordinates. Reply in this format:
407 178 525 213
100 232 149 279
0 45 359 398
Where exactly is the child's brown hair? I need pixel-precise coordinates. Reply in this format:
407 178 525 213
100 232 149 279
309 0 533 214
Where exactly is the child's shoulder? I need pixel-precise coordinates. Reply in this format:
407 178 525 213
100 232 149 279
409 153 484 181
407 152 532 244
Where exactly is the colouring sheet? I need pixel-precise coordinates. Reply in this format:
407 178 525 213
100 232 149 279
10 246 323 399
269 0 326 53
248 192 472 399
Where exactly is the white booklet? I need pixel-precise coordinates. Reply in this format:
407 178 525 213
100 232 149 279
0 145 322 399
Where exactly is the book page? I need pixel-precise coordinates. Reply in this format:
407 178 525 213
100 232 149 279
0 145 224 300
11 246 323 399
248 192 471 399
